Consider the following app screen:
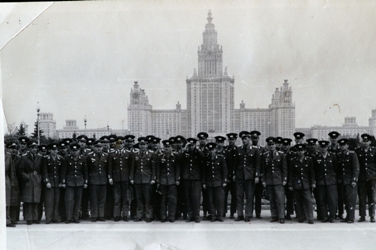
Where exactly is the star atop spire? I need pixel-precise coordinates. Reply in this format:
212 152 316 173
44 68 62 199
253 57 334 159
207 10 213 23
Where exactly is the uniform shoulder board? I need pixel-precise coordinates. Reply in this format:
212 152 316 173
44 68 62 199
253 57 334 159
37 153 43 157
278 151 284 154
22 152 28 156
124 149 131 153
349 150 354 154
87 151 94 155
252 145 258 148
43 155 49 159
57 155 63 160
133 148 140 153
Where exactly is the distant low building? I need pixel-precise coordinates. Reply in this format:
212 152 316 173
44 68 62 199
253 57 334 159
39 113 57 139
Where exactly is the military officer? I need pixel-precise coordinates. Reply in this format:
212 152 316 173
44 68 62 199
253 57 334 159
288 144 316 224
130 137 156 222
313 140 338 223
109 139 132 221
250 130 264 219
262 137 287 224
181 138 205 222
235 131 261 222
19 140 43 225
61 143 88 223
156 140 181 222
293 132 305 145
224 133 238 219
18 136 29 155
86 140 112 222
306 138 318 157
328 131 341 154
275 137 283 151
5 142 20 227
281 138 295 220
42 143 63 224
197 132 211 220
76 135 91 220
356 134 376 222
150 137 162 220
174 135 187 220
337 138 359 223
104 135 117 220
202 142 227 222
38 144 48 156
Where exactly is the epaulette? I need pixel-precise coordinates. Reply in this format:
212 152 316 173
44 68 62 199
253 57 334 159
43 155 50 159
57 155 63 160
278 151 284 154
22 152 28 157
87 151 94 155
37 153 43 157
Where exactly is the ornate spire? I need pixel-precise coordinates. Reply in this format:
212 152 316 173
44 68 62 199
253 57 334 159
207 10 213 23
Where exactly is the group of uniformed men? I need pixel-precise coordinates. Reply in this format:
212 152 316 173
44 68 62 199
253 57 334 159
4 129 376 227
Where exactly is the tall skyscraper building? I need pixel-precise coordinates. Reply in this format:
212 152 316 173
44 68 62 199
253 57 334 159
127 11 296 143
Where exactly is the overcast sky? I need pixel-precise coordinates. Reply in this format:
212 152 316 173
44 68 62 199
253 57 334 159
1 0 376 132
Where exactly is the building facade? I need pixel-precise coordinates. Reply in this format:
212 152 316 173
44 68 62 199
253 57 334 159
39 113 57 139
128 11 296 142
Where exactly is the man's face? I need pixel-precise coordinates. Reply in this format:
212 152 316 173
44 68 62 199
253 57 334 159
78 141 86 149
71 148 80 157
9 148 18 155
340 144 348 151
228 138 236 146
139 142 148 151
363 140 371 148
210 148 216 157
297 148 305 157
176 142 183 149
29 146 37 154
187 142 194 152
19 142 27 150
241 136 250 146
216 141 224 149
251 136 259 145
295 138 304 144
49 148 58 157
330 138 337 144
267 143 276 151
125 140 133 148
93 145 103 153
152 143 159 150
319 145 327 154
282 144 290 151
199 138 207 146
164 144 172 153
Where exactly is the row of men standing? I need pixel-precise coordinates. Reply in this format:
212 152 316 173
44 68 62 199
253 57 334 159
5 129 375 226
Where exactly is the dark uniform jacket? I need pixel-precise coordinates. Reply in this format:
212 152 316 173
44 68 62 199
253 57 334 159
203 154 228 187
313 152 338 186
225 145 238 181
181 148 206 181
19 152 43 203
261 150 287 186
109 148 132 182
336 150 360 185
156 151 181 185
86 152 110 185
130 149 156 184
61 155 88 187
288 156 315 190
5 153 20 206
356 147 376 182
42 154 64 187
235 145 261 181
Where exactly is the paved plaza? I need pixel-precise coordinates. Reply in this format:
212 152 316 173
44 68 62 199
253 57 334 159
6 209 376 250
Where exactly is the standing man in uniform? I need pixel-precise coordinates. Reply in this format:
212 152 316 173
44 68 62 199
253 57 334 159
356 134 376 222
19 140 43 225
235 131 261 222
203 142 227 222
262 137 287 224
288 144 316 224
5 142 20 227
174 135 186 220
250 130 264 219
197 132 210 220
281 138 295 220
313 140 338 223
337 138 359 223
181 138 205 222
87 140 112 222
156 140 181 222
61 143 88 223
42 143 63 224
130 137 156 222
224 133 238 219
109 138 132 222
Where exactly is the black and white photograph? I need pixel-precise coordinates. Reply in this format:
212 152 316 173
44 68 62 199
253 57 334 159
1 0 376 249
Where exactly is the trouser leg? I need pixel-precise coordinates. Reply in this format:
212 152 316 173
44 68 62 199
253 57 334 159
275 185 285 219
244 180 255 218
89 185 99 218
337 183 344 218
267 185 277 219
135 184 144 219
113 182 121 217
254 182 263 217
285 186 294 216
236 182 245 217
160 185 167 220
143 184 153 219
23 203 32 221
294 190 304 220
81 186 89 219
121 182 130 218
167 185 177 220
98 185 107 218
345 184 357 221
316 186 329 220
358 181 367 217
302 189 313 220
368 180 376 217
230 182 237 215
215 187 224 219
59 188 66 221
192 181 202 219
183 180 192 218
44 187 53 222
105 183 113 219
207 187 215 217
65 187 74 221
327 185 338 219
72 187 83 221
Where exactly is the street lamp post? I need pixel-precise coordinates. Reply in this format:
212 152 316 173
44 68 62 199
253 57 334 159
36 102 40 145
84 116 87 130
